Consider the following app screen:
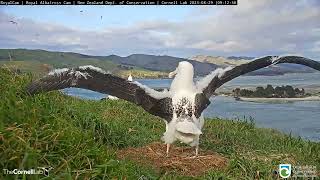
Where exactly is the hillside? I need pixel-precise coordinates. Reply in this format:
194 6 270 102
191 55 317 76
0 49 318 78
117 68 168 79
189 55 251 66
0 49 119 76
0 68 319 179
96 54 218 76
0 49 218 77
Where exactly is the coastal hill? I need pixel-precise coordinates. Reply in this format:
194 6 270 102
0 49 217 77
96 53 218 76
190 55 317 76
0 49 317 77
0 49 167 78
189 55 252 66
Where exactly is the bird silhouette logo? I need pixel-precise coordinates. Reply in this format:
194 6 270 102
38 166 54 177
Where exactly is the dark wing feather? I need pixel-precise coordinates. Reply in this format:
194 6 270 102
194 93 211 118
27 66 173 121
200 56 320 98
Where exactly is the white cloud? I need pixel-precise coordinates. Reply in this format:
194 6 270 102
187 40 251 52
310 41 320 53
0 0 319 59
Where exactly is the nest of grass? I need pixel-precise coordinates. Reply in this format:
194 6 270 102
117 142 228 176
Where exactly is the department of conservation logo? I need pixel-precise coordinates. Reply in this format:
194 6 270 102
279 164 292 178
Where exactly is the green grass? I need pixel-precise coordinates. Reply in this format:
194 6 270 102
0 61 51 77
0 68 319 179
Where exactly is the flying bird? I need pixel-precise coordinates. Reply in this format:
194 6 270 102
8 20 21 32
26 56 320 157
9 20 18 25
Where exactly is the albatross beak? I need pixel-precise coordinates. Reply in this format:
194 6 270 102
168 68 178 78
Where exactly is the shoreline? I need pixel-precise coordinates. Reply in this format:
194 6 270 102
237 96 320 103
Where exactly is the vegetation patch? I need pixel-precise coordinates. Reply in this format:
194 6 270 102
233 84 310 98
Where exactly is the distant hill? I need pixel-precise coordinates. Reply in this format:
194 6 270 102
0 49 218 76
227 56 255 60
0 49 118 74
95 54 218 76
190 55 317 76
0 49 317 77
189 55 250 66
0 49 164 78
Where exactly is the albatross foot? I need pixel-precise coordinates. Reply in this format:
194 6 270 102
166 144 170 157
195 145 199 156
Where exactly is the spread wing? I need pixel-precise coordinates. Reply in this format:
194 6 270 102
196 56 320 99
26 65 173 121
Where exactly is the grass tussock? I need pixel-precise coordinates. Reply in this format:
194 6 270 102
0 68 319 179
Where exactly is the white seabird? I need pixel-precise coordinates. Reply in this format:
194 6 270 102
163 61 204 156
128 74 133 81
26 56 320 156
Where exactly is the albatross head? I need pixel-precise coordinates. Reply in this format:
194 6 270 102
169 61 194 79
169 61 195 93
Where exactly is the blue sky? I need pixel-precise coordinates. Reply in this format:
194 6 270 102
0 1 319 59
2 6 194 30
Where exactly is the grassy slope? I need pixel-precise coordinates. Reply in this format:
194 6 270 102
0 61 52 78
0 69 319 179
